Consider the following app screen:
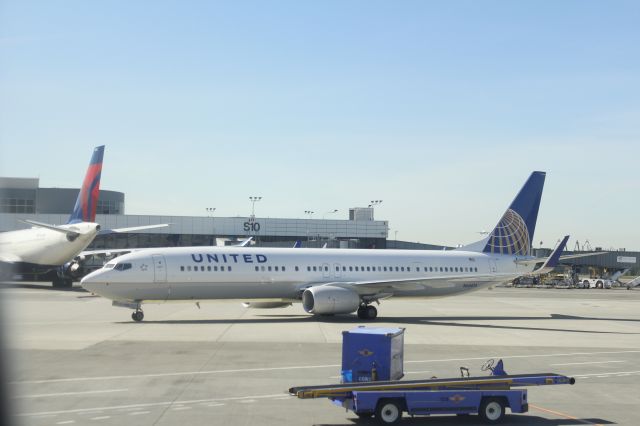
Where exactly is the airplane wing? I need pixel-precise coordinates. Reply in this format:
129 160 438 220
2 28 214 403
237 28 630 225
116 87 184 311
99 224 170 235
557 252 609 261
20 219 81 238
236 237 253 247
301 273 504 299
77 248 139 258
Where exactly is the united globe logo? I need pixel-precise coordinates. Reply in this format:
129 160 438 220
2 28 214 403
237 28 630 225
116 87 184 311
484 209 531 256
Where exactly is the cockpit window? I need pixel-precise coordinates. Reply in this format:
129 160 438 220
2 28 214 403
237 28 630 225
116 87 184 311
114 263 132 271
105 262 116 269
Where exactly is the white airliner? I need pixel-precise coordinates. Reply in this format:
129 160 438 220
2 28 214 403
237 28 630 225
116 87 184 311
82 171 575 322
0 146 167 287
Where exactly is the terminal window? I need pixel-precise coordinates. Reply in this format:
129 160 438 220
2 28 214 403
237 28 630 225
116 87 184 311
0 198 35 213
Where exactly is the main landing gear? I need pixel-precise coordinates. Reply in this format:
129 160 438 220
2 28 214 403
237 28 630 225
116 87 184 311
357 304 378 320
131 309 144 322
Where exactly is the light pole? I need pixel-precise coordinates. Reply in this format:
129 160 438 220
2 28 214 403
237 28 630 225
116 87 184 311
322 209 338 219
249 196 262 219
304 210 314 219
206 208 216 241
368 200 383 208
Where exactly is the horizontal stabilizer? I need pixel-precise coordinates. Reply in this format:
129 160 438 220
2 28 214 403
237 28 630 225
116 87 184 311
20 220 80 238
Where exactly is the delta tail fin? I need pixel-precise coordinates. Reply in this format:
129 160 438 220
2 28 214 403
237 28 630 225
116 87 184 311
67 146 105 224
458 171 546 256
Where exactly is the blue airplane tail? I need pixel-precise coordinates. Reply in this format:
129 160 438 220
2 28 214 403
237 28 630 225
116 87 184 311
67 146 105 224
459 171 546 256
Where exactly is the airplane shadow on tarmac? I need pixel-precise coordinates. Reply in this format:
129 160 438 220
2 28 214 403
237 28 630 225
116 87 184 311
314 413 614 425
0 282 86 293
132 313 640 335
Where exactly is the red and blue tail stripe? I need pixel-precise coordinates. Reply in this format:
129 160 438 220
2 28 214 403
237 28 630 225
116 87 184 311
67 146 105 224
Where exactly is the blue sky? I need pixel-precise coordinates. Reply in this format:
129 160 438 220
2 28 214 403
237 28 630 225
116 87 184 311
1 1 639 250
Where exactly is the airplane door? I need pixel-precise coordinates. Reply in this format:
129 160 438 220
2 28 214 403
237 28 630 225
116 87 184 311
322 263 331 279
488 259 498 273
334 263 342 278
152 254 167 282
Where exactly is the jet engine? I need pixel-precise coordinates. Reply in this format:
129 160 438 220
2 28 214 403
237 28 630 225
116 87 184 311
302 286 360 315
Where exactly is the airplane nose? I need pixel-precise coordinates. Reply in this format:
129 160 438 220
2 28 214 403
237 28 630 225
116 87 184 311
80 270 105 293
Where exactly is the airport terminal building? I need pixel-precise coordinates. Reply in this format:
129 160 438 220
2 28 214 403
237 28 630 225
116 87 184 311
1 178 638 275
0 177 389 250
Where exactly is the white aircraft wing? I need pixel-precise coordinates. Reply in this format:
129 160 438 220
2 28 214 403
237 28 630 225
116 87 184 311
99 224 170 235
557 252 609 261
304 274 497 297
77 248 140 258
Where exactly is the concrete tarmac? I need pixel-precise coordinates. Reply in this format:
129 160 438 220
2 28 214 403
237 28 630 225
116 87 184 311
2 283 639 425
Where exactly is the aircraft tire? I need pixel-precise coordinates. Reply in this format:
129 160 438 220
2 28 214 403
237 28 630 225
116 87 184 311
132 311 144 322
366 305 378 320
357 306 367 320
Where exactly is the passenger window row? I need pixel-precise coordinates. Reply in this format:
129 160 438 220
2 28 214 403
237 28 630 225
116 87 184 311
254 266 287 272
179 264 479 273
180 265 232 272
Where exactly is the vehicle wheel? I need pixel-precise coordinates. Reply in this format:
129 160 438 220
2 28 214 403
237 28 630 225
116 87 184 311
479 397 506 424
366 305 378 320
132 311 144 322
375 399 402 424
596 281 603 289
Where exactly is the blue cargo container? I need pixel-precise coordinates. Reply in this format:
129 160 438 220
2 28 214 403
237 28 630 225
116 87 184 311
341 326 404 382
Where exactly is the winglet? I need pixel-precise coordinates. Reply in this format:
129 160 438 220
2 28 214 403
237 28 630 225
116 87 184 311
533 235 569 274
67 146 105 224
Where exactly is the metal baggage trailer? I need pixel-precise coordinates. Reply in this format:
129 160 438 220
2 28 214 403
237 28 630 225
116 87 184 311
290 365 575 424
347 389 527 424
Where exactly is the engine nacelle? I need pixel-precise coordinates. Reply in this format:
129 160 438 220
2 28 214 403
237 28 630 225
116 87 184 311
302 286 360 315
241 302 293 309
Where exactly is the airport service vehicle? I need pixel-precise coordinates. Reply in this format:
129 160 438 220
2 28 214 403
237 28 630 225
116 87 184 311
581 277 613 289
82 171 581 322
289 327 576 424
580 269 629 289
0 146 167 287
